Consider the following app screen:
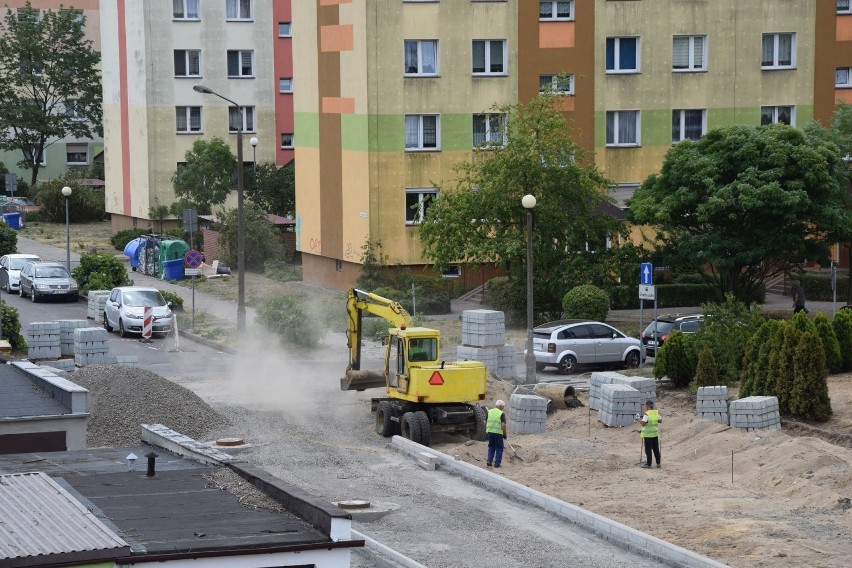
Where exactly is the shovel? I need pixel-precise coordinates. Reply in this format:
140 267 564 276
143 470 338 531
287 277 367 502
507 440 524 462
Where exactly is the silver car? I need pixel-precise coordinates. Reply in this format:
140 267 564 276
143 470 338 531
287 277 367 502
18 261 78 302
528 319 645 374
0 253 41 293
104 286 174 338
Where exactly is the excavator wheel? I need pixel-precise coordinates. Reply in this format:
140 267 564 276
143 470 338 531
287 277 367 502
401 412 422 444
376 401 396 437
472 405 488 441
414 411 431 447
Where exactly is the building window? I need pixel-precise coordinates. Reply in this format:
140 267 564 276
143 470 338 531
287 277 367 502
405 115 440 151
606 37 640 74
174 50 201 77
605 111 640 147
405 189 437 225
23 147 46 166
761 106 794 126
228 106 255 132
761 33 795 69
59 8 84 27
473 113 506 148
17 7 40 24
441 265 462 278
539 1 573 21
176 106 202 132
672 36 705 72
279 78 293 93
336 260 343 272
173 0 199 20
539 74 573 95
839 0 851 14
278 22 291 37
64 99 84 120
227 50 254 77
404 40 438 76
226 0 251 20
280 133 294 149
66 143 88 165
672 109 705 143
837 67 852 88
472 40 506 75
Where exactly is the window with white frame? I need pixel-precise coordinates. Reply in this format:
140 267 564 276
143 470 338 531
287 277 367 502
672 109 705 143
606 37 639 73
17 7 39 24
404 40 438 76
672 36 705 72
760 106 794 126
605 111 640 146
66 143 88 165
279 77 293 93
472 40 506 75
761 33 795 69
405 189 437 225
176 106 202 132
472 114 506 147
59 8 84 28
23 147 46 166
281 133 294 149
228 106 255 132
64 99 84 120
405 115 440 150
227 50 254 77
173 0 199 20
839 0 851 14
278 22 291 37
539 1 573 21
539 74 573 95
837 67 852 88
174 50 201 77
226 0 251 20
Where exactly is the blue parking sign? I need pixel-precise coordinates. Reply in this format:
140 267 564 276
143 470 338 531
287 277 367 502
640 263 653 285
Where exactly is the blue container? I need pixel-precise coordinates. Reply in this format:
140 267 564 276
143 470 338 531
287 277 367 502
162 258 184 281
3 212 21 230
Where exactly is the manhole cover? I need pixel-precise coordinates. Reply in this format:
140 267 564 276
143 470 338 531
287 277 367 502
336 500 371 510
215 438 246 447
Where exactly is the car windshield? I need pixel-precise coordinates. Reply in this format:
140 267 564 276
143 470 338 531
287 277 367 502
644 321 676 335
10 257 36 270
123 290 166 307
35 266 69 278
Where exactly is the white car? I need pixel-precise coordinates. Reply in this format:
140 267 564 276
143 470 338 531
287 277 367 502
103 286 174 338
0 253 41 293
527 319 645 374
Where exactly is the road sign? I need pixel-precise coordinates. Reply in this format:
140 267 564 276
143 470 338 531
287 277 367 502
640 263 653 285
639 285 656 301
184 267 202 276
184 249 203 268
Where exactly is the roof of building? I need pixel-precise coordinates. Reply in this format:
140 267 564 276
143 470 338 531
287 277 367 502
0 364 69 418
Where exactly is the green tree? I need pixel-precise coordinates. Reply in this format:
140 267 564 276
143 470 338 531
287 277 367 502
628 124 852 302
171 137 235 215
216 202 285 271
789 330 832 421
692 344 721 390
0 2 102 186
813 311 842 373
149 204 170 234
34 177 106 223
832 308 852 371
652 330 696 388
245 161 295 218
692 294 765 385
740 319 784 397
0 222 16 257
417 94 620 311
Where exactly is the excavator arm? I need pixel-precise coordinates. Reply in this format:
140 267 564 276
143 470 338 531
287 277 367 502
346 288 412 372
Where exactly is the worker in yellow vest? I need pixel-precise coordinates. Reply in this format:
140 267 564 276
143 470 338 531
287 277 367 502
486 400 507 468
640 399 662 469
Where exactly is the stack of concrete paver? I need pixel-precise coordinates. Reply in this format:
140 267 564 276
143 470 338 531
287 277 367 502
729 396 781 432
86 290 111 321
74 327 110 366
597 383 643 427
59 319 90 356
610 375 656 407
507 393 548 434
588 371 626 410
41 359 76 373
696 386 729 425
114 355 139 367
455 309 516 378
26 322 61 360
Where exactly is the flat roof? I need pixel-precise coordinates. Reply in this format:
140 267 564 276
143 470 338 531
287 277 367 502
0 364 69 418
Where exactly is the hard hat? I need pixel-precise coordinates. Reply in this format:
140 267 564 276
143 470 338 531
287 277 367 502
495 399 505 408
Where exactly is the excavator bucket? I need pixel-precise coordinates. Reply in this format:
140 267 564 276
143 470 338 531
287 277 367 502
340 369 386 391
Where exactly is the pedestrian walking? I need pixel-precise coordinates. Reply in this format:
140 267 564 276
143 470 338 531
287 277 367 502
640 400 662 468
791 280 807 314
486 399 507 468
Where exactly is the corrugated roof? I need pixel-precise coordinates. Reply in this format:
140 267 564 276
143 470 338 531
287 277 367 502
0 472 130 565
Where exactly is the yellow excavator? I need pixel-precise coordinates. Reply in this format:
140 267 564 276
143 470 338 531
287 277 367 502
341 288 488 446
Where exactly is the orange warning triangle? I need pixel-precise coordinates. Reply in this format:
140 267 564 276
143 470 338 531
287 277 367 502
428 371 444 385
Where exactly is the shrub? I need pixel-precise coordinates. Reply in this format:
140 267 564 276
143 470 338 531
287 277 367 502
411 277 452 315
0 222 17 257
801 272 850 302
609 283 718 310
769 321 801 414
831 308 852 371
692 344 721 391
692 295 765 385
562 284 609 322
34 179 107 223
740 320 784 397
789 330 832 421
652 330 696 388
160 290 184 311
484 277 524 324
72 253 132 294
264 259 302 283
110 228 147 250
257 294 325 347
813 311 842 373
362 317 390 342
1 303 26 352
216 203 285 270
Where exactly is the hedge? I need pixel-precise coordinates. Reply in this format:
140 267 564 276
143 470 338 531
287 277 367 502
801 272 850 302
610 284 720 309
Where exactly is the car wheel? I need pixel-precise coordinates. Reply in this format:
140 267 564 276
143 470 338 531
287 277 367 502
30 289 37 303
19 285 25 298
103 314 113 333
5 282 11 294
558 355 577 375
119 319 128 338
624 351 641 369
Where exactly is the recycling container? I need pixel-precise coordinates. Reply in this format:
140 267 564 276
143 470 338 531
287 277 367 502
162 258 184 281
3 212 21 229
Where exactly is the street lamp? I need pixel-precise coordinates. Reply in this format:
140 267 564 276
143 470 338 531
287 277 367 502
193 84 246 332
62 186 72 272
249 137 258 180
522 194 537 384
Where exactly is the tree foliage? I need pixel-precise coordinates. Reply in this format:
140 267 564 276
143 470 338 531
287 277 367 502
171 138 235 215
628 124 852 302
561 284 609 322
831 308 852 372
418 94 621 310
34 177 106 223
245 161 295 218
789 330 832 421
813 311 843 374
740 319 784 397
0 222 16 257
692 344 721 390
692 294 765 385
652 330 695 388
0 2 102 186
216 202 285 271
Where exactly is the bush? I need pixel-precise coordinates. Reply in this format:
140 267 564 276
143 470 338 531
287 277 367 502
769 321 801 414
831 308 852 371
692 295 765 385
692 344 721 391
789 330 832 421
652 330 696 387
1 303 26 352
411 277 452 315
484 277 524 324
72 253 132 294
813 311 842 373
216 203 285 271
0 222 16 257
263 259 302 283
257 294 325 347
740 320 784 397
160 290 184 311
562 284 609 322
362 316 390 342
34 179 107 223
609 283 719 310
801 272 849 302
110 228 147 251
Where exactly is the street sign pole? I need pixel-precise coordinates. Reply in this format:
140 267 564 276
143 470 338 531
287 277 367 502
184 249 203 332
640 263 654 357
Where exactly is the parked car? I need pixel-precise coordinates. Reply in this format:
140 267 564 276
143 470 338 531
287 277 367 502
527 319 645 374
0 253 41 294
641 314 704 357
104 286 174 338
18 261 79 302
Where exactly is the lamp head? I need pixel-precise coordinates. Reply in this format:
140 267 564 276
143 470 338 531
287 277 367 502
522 194 536 209
193 84 213 94
249 137 258 148
61 186 72 197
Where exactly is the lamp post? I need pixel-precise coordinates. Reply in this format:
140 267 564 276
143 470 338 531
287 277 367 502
522 194 537 384
249 137 258 181
193 84 246 332
61 186 72 272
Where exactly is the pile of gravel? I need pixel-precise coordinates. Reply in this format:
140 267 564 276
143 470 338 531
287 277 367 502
69 364 230 447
